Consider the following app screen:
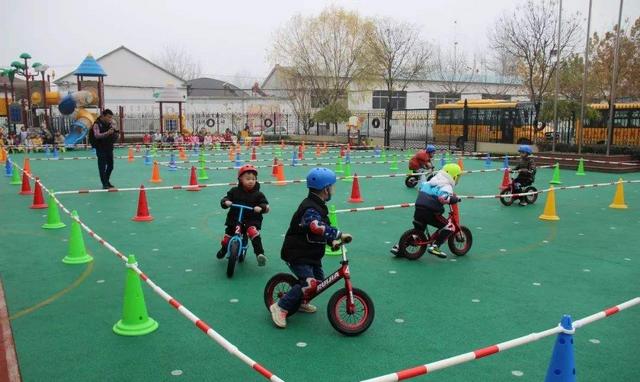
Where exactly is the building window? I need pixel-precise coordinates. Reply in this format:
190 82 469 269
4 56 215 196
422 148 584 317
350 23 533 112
482 94 511 101
372 90 407 110
429 92 460 109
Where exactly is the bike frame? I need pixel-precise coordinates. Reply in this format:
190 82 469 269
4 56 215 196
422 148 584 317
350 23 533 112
226 204 253 258
304 246 356 314
414 204 462 246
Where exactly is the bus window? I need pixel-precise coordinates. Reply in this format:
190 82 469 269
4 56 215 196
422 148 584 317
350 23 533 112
630 110 640 128
614 110 630 128
452 109 463 124
437 109 452 124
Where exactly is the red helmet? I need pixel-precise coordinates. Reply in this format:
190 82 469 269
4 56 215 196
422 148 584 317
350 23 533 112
238 164 258 178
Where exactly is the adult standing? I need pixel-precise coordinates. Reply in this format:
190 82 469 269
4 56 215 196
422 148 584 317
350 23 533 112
91 109 118 189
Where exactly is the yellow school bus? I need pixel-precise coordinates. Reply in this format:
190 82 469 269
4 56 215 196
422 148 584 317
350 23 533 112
434 99 543 146
579 103 640 146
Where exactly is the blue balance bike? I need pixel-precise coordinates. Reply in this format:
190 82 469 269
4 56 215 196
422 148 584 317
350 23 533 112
223 204 254 278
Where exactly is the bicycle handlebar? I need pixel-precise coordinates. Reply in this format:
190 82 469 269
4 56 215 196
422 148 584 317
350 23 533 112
230 204 254 210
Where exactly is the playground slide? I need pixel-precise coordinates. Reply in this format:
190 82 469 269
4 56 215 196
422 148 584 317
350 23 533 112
64 109 95 148
64 124 88 147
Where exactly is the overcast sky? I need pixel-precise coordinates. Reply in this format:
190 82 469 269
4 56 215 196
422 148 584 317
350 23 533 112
2 0 638 87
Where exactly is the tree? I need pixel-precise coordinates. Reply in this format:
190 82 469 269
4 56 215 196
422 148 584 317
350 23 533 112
279 67 313 134
478 49 520 97
491 0 581 132
153 45 202 81
433 44 477 95
367 18 431 146
589 17 640 102
271 7 374 112
313 102 351 133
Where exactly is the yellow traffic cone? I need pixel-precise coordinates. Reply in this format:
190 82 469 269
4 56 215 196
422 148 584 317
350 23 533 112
609 178 628 209
539 186 560 221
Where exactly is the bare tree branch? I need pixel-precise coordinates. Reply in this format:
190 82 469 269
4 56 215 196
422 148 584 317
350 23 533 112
153 44 203 81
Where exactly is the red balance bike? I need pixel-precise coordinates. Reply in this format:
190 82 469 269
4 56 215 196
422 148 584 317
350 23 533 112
263 237 375 336
499 171 538 206
396 203 473 260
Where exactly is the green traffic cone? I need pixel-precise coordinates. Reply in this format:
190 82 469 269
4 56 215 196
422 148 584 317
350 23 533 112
342 163 352 182
549 163 562 185
390 154 399 171
42 191 66 229
10 164 21 185
62 211 93 264
335 157 344 174
325 205 343 256
380 149 387 163
199 150 205 162
576 158 586 176
198 160 209 180
113 255 159 336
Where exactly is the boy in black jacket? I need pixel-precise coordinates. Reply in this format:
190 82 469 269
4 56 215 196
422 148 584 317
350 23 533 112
269 167 352 329
216 165 269 265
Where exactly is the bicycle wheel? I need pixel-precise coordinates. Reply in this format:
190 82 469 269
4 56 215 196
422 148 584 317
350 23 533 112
263 273 300 317
398 229 428 260
448 226 473 256
327 287 375 336
405 175 418 188
524 186 538 204
226 240 240 278
499 189 515 206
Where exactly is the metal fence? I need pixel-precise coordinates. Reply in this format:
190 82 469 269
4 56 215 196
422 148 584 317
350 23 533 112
2 109 632 151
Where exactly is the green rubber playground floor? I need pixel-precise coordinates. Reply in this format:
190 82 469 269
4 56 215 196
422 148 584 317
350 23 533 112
1 146 639 382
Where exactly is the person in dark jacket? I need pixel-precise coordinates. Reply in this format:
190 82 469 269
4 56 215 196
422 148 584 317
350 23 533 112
512 145 536 206
269 167 352 329
216 164 270 265
92 109 118 189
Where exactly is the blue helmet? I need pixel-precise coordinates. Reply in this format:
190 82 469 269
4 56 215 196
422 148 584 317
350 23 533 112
306 168 337 190
518 145 532 155
425 144 436 153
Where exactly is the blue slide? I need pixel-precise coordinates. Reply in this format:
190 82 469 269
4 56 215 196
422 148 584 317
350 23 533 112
64 122 89 148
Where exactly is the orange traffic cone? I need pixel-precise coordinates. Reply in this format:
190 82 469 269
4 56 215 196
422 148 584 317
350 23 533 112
323 142 328 153
499 168 511 190
272 157 279 177
132 185 153 222
315 144 321 157
150 161 162 183
251 147 257 161
340 146 345 158
179 146 187 160
23 157 31 175
128 147 134 162
298 145 304 160
0 147 6 163
187 166 200 191
348 174 363 203
30 177 48 209
457 157 464 171
275 163 286 186
19 171 33 195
